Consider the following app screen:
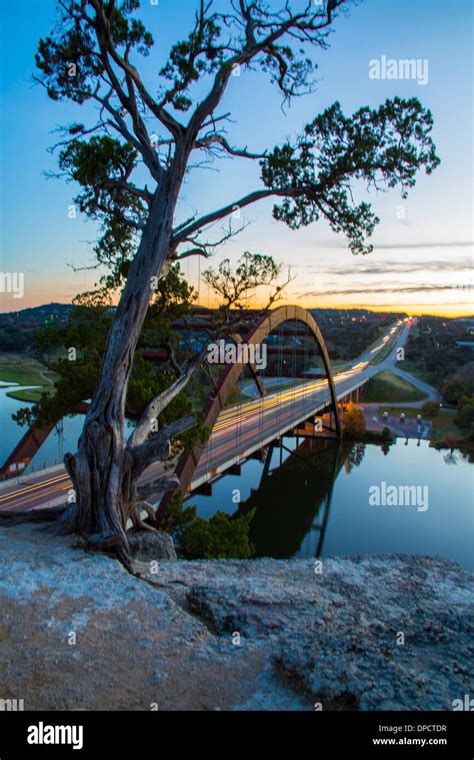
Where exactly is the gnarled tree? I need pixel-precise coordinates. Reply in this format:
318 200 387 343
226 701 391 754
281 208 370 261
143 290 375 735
34 0 440 563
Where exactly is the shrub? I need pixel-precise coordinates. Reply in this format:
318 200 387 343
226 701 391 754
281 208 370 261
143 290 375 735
343 402 367 437
455 394 474 440
440 362 474 405
179 510 256 560
161 493 256 559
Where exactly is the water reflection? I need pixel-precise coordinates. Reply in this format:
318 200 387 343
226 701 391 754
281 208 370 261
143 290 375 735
218 436 473 569
236 438 362 558
1 385 472 569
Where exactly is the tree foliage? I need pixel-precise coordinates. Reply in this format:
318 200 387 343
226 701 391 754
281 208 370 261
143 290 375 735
14 264 196 428
342 401 367 437
455 395 474 441
161 493 255 559
261 98 440 254
202 251 291 320
421 400 441 417
441 363 474 406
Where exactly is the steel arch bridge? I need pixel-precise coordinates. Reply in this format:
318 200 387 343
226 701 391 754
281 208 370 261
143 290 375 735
0 306 344 522
156 304 341 521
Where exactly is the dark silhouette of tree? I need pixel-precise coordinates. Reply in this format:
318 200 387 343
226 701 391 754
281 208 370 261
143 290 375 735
203 252 292 320
34 0 440 564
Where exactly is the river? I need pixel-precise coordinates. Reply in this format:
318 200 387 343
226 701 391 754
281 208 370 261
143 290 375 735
187 435 473 570
1 383 472 569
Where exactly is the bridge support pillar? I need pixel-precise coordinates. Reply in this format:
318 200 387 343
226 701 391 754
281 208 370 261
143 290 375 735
195 482 212 496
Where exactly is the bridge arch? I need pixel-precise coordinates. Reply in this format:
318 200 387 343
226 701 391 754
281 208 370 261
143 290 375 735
156 304 341 522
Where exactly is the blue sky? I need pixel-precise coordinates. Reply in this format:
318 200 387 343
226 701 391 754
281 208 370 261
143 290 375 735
0 0 472 314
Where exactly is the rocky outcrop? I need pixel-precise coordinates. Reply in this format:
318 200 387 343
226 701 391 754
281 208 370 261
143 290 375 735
0 523 472 711
127 529 177 561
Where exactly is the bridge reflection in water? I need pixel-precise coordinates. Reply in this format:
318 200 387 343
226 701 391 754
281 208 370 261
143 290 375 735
234 438 364 559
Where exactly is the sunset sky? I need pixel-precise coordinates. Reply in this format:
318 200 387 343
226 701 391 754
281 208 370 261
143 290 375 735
0 0 472 316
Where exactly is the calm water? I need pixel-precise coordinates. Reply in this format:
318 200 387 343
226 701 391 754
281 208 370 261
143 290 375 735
1 385 473 569
0 384 133 472
188 437 474 570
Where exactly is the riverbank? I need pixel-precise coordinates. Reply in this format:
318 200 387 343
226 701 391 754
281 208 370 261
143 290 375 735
0 353 56 401
0 523 472 711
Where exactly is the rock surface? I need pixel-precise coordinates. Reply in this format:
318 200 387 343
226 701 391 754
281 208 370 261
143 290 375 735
127 529 177 561
0 523 472 711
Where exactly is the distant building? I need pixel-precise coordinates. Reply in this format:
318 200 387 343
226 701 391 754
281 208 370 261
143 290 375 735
455 341 474 351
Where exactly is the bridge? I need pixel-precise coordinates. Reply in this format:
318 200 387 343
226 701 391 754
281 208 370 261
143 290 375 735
0 306 411 517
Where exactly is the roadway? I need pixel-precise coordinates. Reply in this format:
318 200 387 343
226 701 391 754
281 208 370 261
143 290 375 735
189 318 412 489
0 318 413 513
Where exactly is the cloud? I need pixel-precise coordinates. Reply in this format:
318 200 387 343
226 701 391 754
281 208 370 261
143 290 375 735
319 240 473 251
298 284 471 297
300 256 473 277
372 242 473 250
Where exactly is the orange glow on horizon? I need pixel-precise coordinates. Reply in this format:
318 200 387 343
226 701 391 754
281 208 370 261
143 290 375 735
1 286 472 320
196 293 474 318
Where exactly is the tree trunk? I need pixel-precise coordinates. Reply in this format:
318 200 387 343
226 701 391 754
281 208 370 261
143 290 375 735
63 175 183 557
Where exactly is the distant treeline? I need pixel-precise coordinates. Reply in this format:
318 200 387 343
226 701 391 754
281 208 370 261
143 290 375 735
311 309 406 361
404 316 474 402
0 303 73 352
0 303 405 360
0 302 409 362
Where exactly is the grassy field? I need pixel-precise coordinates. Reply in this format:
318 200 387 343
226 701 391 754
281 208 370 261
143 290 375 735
8 387 53 402
395 360 436 387
0 353 57 401
365 370 427 403
378 405 460 444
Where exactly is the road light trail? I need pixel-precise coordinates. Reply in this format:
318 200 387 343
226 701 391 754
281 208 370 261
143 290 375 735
0 319 410 513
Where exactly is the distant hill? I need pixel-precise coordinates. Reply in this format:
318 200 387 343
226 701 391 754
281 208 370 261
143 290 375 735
0 303 74 322
0 303 74 352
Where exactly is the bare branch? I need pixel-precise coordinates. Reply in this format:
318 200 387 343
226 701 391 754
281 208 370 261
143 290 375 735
89 0 185 142
129 414 197 473
136 477 180 501
172 187 297 244
172 219 249 261
194 133 267 160
127 353 204 450
186 0 347 141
